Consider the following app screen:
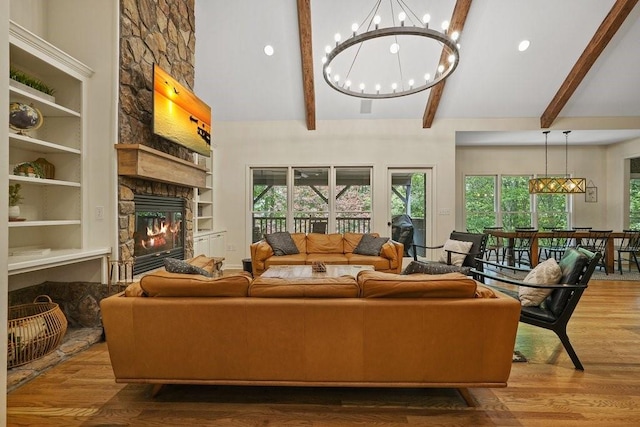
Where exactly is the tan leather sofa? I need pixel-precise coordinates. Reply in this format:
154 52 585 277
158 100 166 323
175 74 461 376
101 268 521 402
250 232 404 276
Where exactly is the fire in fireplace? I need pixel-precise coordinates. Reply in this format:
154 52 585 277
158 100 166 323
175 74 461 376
133 195 185 274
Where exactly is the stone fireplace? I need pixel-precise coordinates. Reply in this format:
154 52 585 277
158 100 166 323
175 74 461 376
117 0 197 278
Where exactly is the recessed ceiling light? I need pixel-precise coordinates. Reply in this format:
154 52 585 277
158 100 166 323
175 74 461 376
264 45 274 56
518 40 530 52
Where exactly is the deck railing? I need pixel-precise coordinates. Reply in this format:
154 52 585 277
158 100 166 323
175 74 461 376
252 215 371 241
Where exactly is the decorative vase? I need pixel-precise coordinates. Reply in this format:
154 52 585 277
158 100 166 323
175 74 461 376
9 205 20 219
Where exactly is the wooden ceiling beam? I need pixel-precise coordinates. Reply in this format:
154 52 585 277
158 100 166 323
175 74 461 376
297 0 316 130
540 0 639 128
423 0 473 129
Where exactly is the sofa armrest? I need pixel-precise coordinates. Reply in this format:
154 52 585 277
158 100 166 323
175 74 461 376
250 240 274 276
381 240 404 273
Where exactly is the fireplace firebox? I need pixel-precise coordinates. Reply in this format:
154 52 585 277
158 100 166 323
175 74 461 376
133 195 185 275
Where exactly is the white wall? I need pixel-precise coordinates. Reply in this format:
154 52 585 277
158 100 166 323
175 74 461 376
45 0 119 255
606 137 640 230
1 0 10 421
214 119 458 268
9 0 46 37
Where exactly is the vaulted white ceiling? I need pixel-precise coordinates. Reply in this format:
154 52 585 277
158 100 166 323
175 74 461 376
194 0 640 145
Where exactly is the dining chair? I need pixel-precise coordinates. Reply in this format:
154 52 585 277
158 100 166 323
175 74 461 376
616 229 640 274
482 226 503 262
511 229 538 266
538 229 576 262
579 230 612 274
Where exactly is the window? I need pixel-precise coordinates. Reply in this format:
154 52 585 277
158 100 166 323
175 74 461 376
465 174 570 230
293 168 329 233
251 166 372 241
630 177 640 230
537 194 568 230
464 176 497 232
335 168 371 233
501 176 532 229
251 168 287 242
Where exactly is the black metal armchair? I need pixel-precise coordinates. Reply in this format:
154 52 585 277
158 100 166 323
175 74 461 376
405 231 488 279
472 247 601 370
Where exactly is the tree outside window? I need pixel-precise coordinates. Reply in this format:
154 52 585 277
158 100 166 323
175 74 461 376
501 176 532 229
465 176 496 232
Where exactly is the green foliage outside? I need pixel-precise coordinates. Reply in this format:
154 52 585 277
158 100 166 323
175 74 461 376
391 173 425 218
465 175 568 231
630 178 640 230
465 176 496 232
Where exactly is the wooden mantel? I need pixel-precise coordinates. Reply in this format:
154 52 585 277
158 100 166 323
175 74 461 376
115 144 207 188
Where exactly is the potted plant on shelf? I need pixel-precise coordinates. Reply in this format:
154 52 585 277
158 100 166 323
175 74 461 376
13 161 45 179
9 67 56 102
9 183 23 220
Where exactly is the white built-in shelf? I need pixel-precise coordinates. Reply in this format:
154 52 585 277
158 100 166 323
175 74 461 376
9 133 81 154
7 20 101 281
8 247 111 276
9 174 81 187
9 220 81 228
9 86 81 117
197 216 213 221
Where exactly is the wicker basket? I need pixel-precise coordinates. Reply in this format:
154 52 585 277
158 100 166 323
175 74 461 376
7 295 67 368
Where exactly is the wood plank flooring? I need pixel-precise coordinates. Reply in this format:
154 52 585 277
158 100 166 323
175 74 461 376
7 279 640 426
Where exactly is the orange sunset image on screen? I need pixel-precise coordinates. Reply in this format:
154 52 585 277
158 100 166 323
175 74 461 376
153 64 211 156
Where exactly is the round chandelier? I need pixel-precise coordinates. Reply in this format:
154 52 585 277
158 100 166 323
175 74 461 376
321 0 461 99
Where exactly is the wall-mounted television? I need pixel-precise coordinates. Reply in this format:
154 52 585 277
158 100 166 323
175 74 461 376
152 63 211 156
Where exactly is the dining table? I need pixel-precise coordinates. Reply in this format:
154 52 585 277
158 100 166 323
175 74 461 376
485 230 626 273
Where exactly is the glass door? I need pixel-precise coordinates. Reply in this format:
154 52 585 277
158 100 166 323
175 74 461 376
388 169 432 258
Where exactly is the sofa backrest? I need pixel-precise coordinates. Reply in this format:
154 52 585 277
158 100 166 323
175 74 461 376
306 233 345 254
291 233 307 253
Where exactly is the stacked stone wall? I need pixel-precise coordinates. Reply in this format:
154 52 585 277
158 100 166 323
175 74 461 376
118 0 197 264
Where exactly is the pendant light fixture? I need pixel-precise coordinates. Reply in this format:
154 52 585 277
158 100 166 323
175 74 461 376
529 130 587 194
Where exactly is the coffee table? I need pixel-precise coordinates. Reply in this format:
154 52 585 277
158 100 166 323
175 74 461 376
261 264 374 279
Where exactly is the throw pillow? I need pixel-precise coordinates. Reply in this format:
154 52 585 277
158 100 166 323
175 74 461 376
353 233 389 256
439 239 473 266
265 232 300 256
519 258 562 306
164 258 212 277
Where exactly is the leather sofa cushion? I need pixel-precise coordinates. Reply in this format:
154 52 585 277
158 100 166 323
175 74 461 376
306 253 349 264
249 276 360 297
345 253 391 270
306 233 344 254
140 270 251 297
291 233 307 253
357 270 477 298
265 253 307 267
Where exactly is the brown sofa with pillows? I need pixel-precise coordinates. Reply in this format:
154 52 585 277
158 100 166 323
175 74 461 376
250 232 404 277
100 256 521 403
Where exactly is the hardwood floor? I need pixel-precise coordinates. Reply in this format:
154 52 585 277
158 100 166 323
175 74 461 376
7 279 640 426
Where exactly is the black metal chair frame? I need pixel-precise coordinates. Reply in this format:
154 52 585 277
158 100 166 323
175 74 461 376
508 229 538 266
483 227 504 262
412 231 488 280
471 247 601 370
616 229 640 274
538 229 576 262
579 230 612 274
